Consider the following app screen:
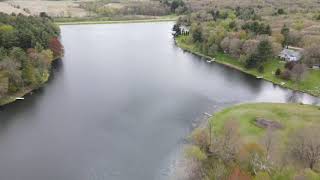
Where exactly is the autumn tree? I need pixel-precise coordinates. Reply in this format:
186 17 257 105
49 37 63 58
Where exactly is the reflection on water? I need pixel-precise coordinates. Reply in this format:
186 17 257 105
0 22 319 180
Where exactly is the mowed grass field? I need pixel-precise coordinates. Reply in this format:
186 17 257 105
210 103 320 145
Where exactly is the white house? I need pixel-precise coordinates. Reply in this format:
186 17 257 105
180 25 189 34
279 46 303 62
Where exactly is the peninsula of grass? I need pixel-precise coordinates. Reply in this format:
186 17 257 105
209 103 320 144
187 103 320 178
176 36 320 97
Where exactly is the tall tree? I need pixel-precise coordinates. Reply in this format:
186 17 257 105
281 24 290 47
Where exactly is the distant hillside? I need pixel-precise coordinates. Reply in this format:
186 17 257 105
1 0 320 19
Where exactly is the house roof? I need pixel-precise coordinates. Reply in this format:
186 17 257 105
180 26 189 31
279 49 302 60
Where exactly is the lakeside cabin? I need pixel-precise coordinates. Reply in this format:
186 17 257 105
278 46 303 62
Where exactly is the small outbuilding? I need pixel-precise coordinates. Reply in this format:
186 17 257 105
180 26 189 33
279 46 303 62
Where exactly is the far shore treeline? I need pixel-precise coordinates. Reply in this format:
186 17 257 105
0 12 63 102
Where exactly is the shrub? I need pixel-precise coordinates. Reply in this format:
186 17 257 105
258 65 264 73
254 172 271 180
275 68 281 76
280 70 291 80
284 61 295 70
228 167 252 180
245 53 259 69
189 128 209 150
277 8 285 15
185 145 207 161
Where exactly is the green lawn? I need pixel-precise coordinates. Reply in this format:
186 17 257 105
209 103 320 144
176 36 320 97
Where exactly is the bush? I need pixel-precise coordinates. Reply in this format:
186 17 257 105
275 68 281 76
254 172 271 180
277 9 285 15
189 128 209 150
284 61 295 70
245 53 259 69
258 65 264 73
185 145 207 161
280 70 291 80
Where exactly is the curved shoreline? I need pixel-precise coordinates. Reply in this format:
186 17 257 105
0 58 61 107
175 38 320 98
55 18 176 25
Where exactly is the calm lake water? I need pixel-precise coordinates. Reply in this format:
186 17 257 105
0 22 319 180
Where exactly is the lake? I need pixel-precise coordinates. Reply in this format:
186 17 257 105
0 22 319 180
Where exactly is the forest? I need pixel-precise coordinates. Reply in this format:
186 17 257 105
0 13 63 102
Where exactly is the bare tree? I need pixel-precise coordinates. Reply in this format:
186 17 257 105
262 129 276 160
220 37 231 53
303 44 320 67
242 39 259 56
291 63 307 83
229 38 243 58
288 126 320 170
210 120 241 164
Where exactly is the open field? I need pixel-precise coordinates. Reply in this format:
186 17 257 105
0 0 170 18
0 0 89 17
55 15 176 25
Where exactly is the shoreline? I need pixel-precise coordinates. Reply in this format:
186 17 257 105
0 58 60 107
175 38 320 98
55 18 176 25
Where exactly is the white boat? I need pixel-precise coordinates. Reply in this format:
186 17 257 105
256 76 263 79
206 60 212 63
16 97 24 100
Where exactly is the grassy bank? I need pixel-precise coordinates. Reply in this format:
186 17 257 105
176 36 320 97
210 103 320 143
55 15 177 25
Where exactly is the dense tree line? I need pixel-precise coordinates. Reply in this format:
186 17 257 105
80 1 173 17
0 13 63 99
175 8 277 71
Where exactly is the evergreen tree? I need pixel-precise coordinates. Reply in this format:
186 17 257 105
281 24 290 47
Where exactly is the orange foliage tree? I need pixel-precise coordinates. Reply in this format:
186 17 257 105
49 37 63 58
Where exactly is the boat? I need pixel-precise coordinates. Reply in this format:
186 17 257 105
16 97 24 100
256 76 263 79
206 60 212 63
